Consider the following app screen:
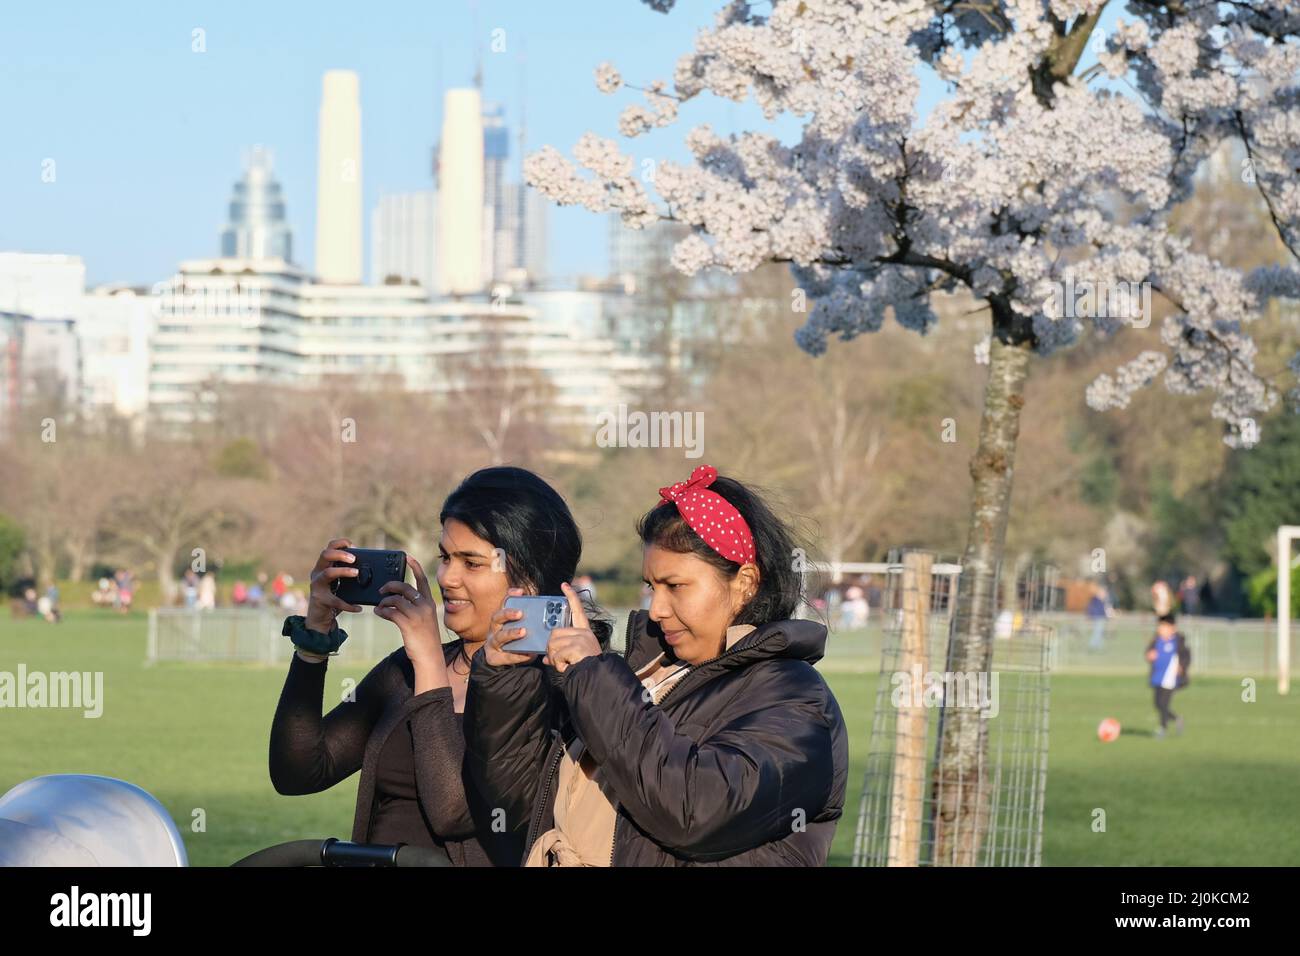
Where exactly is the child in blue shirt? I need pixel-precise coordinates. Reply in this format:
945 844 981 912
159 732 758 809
1145 612 1189 738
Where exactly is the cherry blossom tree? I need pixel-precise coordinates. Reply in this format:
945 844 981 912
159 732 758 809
527 0 1300 864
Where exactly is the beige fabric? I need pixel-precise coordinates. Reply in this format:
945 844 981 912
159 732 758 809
524 623 756 867
523 738 618 867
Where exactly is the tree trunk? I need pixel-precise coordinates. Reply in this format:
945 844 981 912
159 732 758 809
929 328 1033 866
33 536 58 590
67 539 94 582
156 547 179 606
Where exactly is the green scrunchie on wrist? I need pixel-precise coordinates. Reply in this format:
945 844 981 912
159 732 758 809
282 615 348 656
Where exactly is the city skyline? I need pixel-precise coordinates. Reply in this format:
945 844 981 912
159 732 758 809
0 1 816 289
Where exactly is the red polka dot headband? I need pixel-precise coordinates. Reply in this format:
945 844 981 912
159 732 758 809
657 465 756 565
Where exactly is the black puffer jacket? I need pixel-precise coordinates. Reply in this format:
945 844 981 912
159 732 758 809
464 609 848 866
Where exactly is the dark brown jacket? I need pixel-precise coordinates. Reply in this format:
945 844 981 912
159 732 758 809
270 638 507 866
464 610 848 866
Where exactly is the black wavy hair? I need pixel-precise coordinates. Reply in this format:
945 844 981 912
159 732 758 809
636 472 805 626
439 466 610 644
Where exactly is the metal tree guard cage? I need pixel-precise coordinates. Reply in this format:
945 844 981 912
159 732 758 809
851 551 1056 866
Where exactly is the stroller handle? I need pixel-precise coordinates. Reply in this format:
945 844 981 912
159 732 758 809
232 838 451 867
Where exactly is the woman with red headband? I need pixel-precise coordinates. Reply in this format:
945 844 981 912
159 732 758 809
463 465 848 866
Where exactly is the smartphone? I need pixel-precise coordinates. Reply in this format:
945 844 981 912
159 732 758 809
331 547 407 607
501 595 572 655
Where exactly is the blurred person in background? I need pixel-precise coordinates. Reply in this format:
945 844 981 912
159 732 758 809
839 585 868 631
1085 581 1114 653
37 584 61 623
92 576 114 607
115 569 134 613
1179 575 1200 616
1150 579 1174 617
198 571 216 610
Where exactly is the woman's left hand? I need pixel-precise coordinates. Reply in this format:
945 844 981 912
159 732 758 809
376 556 445 673
544 582 602 674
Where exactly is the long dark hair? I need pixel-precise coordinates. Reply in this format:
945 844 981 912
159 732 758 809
636 473 805 626
439 466 610 644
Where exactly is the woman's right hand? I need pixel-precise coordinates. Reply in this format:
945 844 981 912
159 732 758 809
305 538 364 633
484 587 535 667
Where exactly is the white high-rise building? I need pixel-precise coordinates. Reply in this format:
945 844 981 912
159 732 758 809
371 191 438 291
0 252 85 319
221 146 293 262
520 184 549 283
146 259 656 429
493 183 522 283
149 258 303 422
437 88 485 295
0 252 83 414
80 286 154 416
20 316 81 411
0 311 20 439
315 70 363 284
483 104 512 285
0 253 151 418
481 107 547 286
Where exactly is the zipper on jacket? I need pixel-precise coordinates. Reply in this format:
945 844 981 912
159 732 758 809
523 618 613 863
524 733 566 859
609 809 619 866
620 611 637 659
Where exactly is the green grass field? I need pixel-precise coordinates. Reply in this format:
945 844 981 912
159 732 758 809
2 611 1297 866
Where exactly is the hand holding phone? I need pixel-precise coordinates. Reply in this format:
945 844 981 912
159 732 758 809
498 595 572 655
330 548 408 607
543 582 603 673
306 538 364 632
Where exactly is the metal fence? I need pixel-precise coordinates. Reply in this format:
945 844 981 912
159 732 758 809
1037 612 1279 677
812 612 1278 678
146 608 404 666
147 604 1277 680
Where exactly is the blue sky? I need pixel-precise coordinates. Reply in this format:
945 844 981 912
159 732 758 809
0 0 802 286
1 1 1125 288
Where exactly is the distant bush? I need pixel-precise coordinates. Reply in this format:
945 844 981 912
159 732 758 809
0 514 25 591
1246 564 1300 619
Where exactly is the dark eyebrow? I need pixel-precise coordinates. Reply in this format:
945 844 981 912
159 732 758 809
643 574 680 586
439 546 492 559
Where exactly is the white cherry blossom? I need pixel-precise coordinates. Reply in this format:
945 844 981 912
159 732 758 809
526 0 1300 441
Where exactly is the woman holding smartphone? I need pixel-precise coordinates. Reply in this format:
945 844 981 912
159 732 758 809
465 464 849 866
268 466 602 866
